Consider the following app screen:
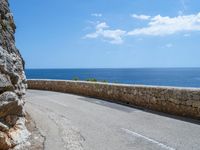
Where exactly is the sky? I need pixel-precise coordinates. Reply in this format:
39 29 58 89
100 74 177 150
10 0 200 69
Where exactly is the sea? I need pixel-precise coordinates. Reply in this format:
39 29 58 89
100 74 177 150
25 68 200 88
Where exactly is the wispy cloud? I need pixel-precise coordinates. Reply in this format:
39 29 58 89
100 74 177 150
91 13 102 17
96 22 108 30
128 12 200 36
85 22 126 44
131 14 151 20
84 12 200 44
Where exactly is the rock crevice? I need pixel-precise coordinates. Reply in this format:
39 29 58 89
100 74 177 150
0 0 28 149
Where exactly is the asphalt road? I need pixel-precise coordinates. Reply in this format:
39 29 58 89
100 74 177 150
25 90 200 150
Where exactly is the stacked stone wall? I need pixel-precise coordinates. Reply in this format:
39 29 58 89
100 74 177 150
28 79 200 120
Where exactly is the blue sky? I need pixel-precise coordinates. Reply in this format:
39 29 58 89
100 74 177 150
10 0 200 68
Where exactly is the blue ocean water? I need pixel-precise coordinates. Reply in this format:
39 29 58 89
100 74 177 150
25 68 200 88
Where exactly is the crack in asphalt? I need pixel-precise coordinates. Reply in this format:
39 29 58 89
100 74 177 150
48 113 85 150
28 112 47 150
27 101 85 150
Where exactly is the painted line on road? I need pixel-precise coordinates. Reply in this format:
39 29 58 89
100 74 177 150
122 128 175 150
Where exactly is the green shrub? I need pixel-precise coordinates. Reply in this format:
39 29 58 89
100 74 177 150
86 78 97 82
102 80 108 83
72 77 108 83
72 77 79 81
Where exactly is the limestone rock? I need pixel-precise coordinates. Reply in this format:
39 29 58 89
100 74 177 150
0 74 14 93
0 0 29 149
5 115 19 126
0 92 24 118
0 121 9 132
8 118 30 146
0 131 12 150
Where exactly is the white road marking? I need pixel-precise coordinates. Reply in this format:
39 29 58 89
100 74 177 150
122 128 176 150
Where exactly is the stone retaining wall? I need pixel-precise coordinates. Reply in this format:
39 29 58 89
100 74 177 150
27 79 200 119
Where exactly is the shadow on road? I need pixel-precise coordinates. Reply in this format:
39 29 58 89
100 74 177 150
77 95 200 126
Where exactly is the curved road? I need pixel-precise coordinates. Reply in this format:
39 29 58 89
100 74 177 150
26 90 200 150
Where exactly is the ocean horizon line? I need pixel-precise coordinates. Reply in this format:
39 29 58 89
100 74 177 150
25 67 200 70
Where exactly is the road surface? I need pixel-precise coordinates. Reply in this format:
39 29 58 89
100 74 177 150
25 90 200 150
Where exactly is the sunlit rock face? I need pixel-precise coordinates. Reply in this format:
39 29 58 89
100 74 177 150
0 0 29 149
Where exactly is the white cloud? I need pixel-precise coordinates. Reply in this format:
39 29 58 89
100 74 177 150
96 22 109 30
131 14 151 20
85 22 126 44
91 13 102 17
128 12 200 36
84 13 200 44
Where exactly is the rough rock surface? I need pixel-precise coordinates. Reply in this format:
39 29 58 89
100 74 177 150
11 113 44 150
0 0 29 149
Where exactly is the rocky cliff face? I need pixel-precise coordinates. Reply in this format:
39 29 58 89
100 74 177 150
0 0 29 149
